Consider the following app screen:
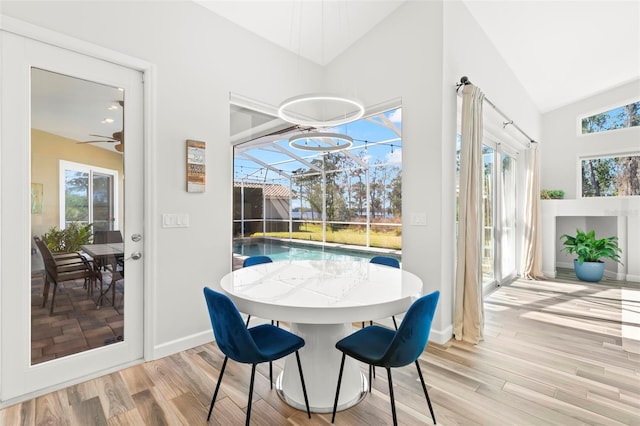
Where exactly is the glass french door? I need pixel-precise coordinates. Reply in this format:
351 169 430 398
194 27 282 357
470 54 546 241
482 140 518 289
1 30 144 400
61 161 119 232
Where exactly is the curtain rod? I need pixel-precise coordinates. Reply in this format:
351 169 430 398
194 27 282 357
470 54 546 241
456 76 537 145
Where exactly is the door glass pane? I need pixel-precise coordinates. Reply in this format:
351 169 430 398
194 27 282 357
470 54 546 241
482 145 495 285
64 170 89 225
31 68 125 365
93 172 114 231
501 153 517 278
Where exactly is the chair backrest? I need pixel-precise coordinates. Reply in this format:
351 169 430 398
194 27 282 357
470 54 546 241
33 236 59 280
94 230 123 244
243 255 273 268
370 256 400 269
380 291 440 368
203 287 266 364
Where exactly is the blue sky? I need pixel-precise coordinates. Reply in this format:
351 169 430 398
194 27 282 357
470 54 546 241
234 107 402 182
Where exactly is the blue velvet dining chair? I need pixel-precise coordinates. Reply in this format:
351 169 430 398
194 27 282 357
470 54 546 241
242 255 273 325
203 287 311 425
367 256 401 329
243 255 273 267
331 291 440 425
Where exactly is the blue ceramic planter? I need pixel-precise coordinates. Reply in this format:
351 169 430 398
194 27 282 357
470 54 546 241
573 259 605 282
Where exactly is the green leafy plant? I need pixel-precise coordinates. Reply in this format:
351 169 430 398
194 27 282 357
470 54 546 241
560 228 622 264
540 189 565 199
42 222 93 253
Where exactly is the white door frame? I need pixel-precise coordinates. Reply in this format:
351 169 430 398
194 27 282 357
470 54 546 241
0 15 157 405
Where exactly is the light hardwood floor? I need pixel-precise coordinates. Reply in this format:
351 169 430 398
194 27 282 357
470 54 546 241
2 272 639 425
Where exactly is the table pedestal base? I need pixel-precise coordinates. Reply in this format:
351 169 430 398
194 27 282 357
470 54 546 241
277 323 368 413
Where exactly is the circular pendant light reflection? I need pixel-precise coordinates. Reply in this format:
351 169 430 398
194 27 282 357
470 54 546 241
289 132 353 152
278 94 365 127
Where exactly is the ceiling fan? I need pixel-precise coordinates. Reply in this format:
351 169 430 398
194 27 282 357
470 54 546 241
78 130 124 152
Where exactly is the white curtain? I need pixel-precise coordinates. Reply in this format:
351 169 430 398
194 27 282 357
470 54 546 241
522 144 545 279
454 84 484 344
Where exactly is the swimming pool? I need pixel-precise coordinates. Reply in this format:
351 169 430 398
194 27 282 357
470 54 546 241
233 238 401 263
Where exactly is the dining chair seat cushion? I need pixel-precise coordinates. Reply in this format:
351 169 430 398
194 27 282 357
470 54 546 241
204 287 304 364
336 291 440 368
335 325 395 366
249 324 305 361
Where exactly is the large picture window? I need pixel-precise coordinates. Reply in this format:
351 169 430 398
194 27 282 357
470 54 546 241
233 106 402 250
580 154 640 197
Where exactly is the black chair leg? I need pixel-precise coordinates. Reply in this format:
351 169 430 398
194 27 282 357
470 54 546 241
295 351 311 419
207 356 228 421
415 360 436 424
392 315 398 330
368 364 372 392
246 364 257 426
246 315 251 327
386 367 398 426
269 361 273 389
331 353 346 423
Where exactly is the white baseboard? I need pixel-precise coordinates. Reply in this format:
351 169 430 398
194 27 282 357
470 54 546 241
151 330 213 360
543 269 557 278
430 325 453 345
623 274 640 283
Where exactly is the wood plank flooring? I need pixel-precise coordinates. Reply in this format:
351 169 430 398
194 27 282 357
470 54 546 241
2 272 639 425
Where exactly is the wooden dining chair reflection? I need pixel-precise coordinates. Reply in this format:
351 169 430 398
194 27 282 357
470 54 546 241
33 236 96 315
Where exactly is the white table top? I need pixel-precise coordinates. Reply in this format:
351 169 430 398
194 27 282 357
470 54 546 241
220 260 423 324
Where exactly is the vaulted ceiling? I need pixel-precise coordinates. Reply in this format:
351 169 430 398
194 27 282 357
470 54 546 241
196 0 640 113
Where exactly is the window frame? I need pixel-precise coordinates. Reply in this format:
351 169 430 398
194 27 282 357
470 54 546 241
59 160 120 230
577 96 640 136
577 151 640 198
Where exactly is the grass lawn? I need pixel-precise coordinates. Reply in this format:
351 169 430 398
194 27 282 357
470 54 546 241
258 223 402 250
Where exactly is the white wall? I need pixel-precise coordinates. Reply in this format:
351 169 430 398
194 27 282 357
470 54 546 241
1 0 543 370
326 1 451 340
1 0 323 358
541 79 640 198
541 78 640 281
442 1 541 327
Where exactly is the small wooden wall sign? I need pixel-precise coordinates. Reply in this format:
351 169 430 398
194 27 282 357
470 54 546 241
186 139 206 193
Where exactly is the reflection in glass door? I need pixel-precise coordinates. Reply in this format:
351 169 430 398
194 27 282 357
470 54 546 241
31 68 125 365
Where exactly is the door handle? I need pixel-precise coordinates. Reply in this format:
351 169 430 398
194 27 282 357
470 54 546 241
131 233 142 242
129 252 142 261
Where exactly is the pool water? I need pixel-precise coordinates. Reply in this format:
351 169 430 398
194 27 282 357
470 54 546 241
233 239 401 263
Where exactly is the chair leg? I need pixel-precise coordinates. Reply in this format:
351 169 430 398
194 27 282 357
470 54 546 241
392 315 398 330
246 364 257 426
368 364 372 392
246 314 251 327
331 353 346 423
41 276 50 308
49 282 58 315
386 367 398 426
415 360 436 424
207 356 228 421
295 351 311 419
269 361 273 389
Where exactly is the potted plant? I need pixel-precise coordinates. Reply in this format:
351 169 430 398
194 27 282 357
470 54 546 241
540 189 565 199
42 222 93 253
560 228 622 282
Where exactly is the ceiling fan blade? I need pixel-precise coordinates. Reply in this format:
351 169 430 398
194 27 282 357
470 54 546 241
78 139 116 144
89 133 118 140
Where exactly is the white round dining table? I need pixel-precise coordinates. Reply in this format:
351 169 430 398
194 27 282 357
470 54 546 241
219 259 423 413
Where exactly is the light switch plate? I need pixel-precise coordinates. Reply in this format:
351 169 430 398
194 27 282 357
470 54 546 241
410 212 427 226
